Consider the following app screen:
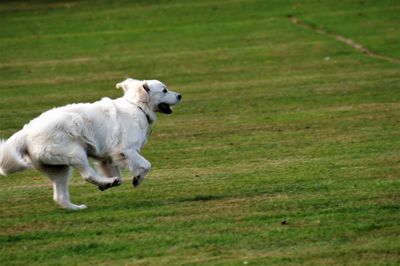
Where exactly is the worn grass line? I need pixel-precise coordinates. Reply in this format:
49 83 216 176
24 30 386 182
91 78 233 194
289 16 400 65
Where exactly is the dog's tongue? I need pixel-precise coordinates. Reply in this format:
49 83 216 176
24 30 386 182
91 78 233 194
158 103 172 114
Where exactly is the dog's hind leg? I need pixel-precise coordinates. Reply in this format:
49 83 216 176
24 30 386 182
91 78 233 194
70 149 121 189
42 165 87 210
96 159 123 191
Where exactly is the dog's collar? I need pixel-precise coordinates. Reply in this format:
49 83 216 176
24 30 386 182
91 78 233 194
136 105 153 125
124 98 153 125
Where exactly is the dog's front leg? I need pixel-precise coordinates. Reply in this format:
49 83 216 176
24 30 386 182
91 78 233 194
125 151 151 188
97 159 123 191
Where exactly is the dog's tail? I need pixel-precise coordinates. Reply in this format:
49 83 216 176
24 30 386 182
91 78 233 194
0 131 30 176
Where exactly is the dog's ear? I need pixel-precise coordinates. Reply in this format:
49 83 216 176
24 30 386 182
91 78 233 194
136 82 150 103
116 81 128 92
142 82 150 92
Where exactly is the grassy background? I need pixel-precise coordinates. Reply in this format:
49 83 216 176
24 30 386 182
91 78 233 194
1 0 399 265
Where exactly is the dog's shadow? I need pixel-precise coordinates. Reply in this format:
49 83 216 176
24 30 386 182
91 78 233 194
80 193 227 213
177 194 225 203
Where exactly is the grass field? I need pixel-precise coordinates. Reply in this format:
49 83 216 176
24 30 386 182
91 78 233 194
1 0 399 265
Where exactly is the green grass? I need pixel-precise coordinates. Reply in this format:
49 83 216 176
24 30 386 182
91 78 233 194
1 0 399 265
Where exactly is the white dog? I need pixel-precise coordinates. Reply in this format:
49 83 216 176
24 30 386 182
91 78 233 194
0 78 181 210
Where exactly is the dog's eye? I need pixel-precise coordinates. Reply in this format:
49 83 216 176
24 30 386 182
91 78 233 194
162 88 168 93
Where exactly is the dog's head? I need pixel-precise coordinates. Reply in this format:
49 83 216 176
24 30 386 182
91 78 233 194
116 78 182 114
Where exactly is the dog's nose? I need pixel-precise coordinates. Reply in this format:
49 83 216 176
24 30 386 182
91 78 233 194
177 94 182 101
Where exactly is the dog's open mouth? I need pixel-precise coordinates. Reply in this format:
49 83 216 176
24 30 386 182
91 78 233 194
158 103 172 114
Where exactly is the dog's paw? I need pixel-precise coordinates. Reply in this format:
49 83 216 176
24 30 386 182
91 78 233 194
76 204 87 210
63 203 87 210
98 184 109 191
98 177 121 191
132 176 141 187
112 177 122 186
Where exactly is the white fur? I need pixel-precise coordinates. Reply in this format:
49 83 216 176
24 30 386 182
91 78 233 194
0 78 181 210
